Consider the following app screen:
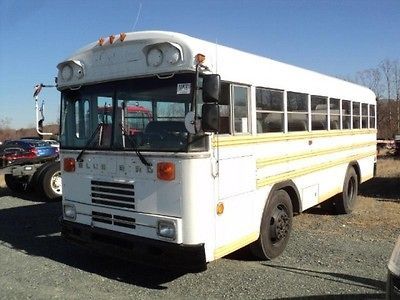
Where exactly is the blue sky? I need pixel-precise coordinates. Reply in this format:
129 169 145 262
0 0 399 128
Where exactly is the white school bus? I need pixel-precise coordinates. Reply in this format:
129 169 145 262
58 31 376 270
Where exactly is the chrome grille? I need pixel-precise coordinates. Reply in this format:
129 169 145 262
92 211 136 229
91 180 135 210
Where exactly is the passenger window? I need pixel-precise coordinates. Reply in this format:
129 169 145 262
232 85 250 134
353 102 360 129
361 103 368 128
369 104 376 128
256 88 284 133
329 98 340 130
342 100 351 129
311 96 328 130
287 92 308 132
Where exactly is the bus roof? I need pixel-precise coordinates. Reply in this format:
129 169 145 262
57 31 375 103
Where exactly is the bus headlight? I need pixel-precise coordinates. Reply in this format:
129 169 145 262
61 64 73 81
147 48 163 67
157 220 176 239
63 204 76 220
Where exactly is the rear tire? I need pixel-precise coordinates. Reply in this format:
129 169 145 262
4 174 31 193
335 166 358 214
31 162 54 189
37 162 62 201
250 190 293 260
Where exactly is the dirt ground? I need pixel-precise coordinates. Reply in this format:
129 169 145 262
0 157 399 299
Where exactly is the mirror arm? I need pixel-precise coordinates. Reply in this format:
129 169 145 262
191 63 201 134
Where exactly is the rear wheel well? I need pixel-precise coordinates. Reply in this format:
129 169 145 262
349 161 361 184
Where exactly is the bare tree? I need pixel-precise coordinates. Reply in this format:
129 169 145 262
0 117 12 129
355 68 383 99
380 59 394 100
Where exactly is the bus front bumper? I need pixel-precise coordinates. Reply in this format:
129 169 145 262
61 220 206 272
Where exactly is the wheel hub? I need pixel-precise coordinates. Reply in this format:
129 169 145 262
51 171 62 195
270 205 290 243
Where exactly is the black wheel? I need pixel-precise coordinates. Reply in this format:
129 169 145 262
335 166 358 214
251 190 293 260
37 162 62 201
4 174 31 193
31 162 54 189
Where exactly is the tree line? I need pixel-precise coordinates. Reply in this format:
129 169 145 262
0 118 58 142
349 58 400 139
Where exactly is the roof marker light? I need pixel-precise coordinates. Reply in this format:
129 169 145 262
119 33 126 42
195 53 206 64
98 37 104 46
109 35 115 44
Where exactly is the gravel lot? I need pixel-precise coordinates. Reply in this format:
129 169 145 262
0 158 399 299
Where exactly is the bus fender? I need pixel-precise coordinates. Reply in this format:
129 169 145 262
348 161 361 184
267 180 301 214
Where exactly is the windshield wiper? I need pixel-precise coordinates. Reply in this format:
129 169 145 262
76 123 104 162
119 124 152 167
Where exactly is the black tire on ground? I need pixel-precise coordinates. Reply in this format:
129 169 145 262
31 161 54 189
37 162 62 201
4 174 31 193
334 166 358 214
250 189 293 260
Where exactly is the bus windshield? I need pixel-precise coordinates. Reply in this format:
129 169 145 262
60 73 208 152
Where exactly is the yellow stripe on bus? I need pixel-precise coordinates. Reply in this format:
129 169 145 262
256 141 376 168
256 151 375 188
212 129 377 148
214 231 259 259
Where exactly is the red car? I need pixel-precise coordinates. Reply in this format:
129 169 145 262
0 139 59 168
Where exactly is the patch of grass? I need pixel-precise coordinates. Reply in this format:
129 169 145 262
377 157 400 177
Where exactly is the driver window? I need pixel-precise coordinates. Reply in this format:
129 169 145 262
232 85 250 134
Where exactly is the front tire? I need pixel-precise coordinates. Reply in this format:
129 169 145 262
37 162 62 201
335 166 358 214
251 190 293 260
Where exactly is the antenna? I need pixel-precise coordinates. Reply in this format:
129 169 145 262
131 2 143 32
215 38 219 73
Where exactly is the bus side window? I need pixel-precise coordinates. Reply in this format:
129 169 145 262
287 92 308 132
311 95 328 130
329 98 340 130
369 104 376 128
256 87 284 133
342 100 351 129
232 85 250 134
353 101 361 129
218 83 231 134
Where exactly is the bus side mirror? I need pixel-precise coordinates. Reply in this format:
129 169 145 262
201 103 219 132
203 74 221 103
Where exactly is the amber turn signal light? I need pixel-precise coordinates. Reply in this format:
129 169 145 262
64 157 76 172
216 202 224 215
157 162 175 181
195 53 206 64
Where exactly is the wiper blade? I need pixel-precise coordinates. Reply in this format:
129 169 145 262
119 124 152 167
76 123 104 162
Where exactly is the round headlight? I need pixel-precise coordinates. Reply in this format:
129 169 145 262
168 47 181 64
61 64 73 81
147 48 163 67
